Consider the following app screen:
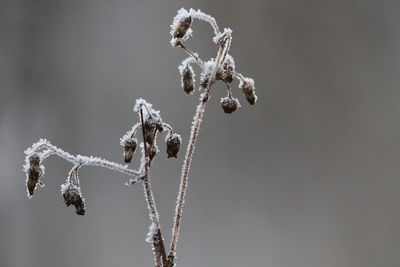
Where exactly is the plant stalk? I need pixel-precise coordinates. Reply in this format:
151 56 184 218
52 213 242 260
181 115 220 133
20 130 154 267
140 109 167 266
169 37 231 261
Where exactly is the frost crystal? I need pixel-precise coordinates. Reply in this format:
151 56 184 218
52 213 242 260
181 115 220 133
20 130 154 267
189 8 219 34
145 222 158 243
222 54 235 72
120 122 141 147
133 98 163 126
23 139 143 181
213 28 232 45
238 77 255 90
201 59 223 85
239 77 257 105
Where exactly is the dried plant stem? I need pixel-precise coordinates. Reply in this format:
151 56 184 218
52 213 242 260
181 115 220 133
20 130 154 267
169 37 230 257
25 139 143 179
140 109 167 267
177 41 203 65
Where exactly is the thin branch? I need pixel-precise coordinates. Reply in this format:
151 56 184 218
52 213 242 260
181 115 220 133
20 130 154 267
139 109 167 267
24 139 143 180
222 79 233 97
169 35 231 259
177 41 204 66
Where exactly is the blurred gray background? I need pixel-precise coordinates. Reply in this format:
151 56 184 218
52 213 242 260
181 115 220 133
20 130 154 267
1 0 400 266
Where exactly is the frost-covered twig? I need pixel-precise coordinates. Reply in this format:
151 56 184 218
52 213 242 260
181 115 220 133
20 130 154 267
167 8 257 265
23 139 144 200
122 99 181 266
24 98 182 266
139 107 167 266
24 7 256 267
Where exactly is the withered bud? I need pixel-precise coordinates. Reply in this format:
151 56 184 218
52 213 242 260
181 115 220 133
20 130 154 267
62 185 86 216
123 138 137 163
26 165 43 197
173 16 192 39
181 65 195 94
143 120 158 144
240 78 257 105
221 97 240 114
166 133 182 158
147 145 158 162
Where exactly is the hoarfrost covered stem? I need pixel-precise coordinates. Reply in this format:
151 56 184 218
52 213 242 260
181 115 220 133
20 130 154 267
168 7 256 266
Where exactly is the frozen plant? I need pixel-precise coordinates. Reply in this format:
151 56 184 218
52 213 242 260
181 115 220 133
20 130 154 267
24 7 256 267
24 99 181 266
168 7 257 266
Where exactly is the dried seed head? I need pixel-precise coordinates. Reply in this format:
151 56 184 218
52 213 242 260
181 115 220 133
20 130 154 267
148 144 158 162
173 16 192 39
61 183 86 216
221 97 240 114
143 120 158 145
123 138 137 163
26 154 44 198
239 77 257 105
26 165 43 197
166 133 182 158
181 65 195 94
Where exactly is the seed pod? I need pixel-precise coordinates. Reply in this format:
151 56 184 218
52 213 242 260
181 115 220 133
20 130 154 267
166 133 182 158
181 65 195 94
123 138 137 163
221 97 240 114
173 16 192 39
62 185 86 216
143 120 157 144
240 78 257 105
26 154 43 198
26 165 43 197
